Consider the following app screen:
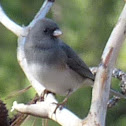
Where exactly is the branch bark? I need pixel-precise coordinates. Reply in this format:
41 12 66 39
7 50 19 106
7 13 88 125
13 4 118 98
12 94 82 126
0 4 24 36
84 4 126 126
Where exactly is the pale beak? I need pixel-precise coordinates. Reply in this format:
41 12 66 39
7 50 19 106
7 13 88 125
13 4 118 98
53 29 63 37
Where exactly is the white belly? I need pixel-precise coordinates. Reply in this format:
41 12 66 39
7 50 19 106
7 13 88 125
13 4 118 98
29 64 89 96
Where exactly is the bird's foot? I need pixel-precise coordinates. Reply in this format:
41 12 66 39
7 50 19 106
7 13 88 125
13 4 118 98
39 89 55 101
53 97 68 113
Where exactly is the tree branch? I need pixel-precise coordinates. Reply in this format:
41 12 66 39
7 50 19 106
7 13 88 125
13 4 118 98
0 4 24 36
84 4 126 126
12 94 82 126
28 0 55 28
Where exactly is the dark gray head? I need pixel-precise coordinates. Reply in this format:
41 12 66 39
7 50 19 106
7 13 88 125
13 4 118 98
25 18 62 49
30 19 61 41
39 18 62 38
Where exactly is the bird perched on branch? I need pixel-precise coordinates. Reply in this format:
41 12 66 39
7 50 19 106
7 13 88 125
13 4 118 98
24 18 126 107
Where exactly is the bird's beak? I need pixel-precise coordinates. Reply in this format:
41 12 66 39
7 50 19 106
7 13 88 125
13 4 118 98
53 29 63 37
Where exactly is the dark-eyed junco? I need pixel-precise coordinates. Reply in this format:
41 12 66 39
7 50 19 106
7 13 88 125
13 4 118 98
24 18 125 102
24 18 94 99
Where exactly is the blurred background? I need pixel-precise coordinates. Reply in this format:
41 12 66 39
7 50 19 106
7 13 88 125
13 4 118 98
0 0 126 125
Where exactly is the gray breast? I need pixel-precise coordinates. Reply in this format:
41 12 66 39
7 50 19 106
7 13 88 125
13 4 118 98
29 63 85 96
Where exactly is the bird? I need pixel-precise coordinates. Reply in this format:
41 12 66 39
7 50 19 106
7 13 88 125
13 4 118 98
24 18 125 106
24 18 94 97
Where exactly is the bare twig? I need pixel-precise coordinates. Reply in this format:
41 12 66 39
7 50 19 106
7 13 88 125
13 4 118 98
5 86 32 100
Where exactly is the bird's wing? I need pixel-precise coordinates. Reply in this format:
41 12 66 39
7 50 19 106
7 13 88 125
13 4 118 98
59 42 94 81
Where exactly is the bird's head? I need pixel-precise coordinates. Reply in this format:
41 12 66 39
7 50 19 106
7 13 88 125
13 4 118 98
32 18 62 39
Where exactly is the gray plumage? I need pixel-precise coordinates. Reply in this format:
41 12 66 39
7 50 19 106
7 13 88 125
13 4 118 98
24 18 94 96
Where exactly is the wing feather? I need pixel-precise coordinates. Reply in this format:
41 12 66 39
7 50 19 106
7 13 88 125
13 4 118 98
59 42 94 81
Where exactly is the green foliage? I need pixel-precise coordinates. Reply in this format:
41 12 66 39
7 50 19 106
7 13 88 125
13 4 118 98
0 0 126 125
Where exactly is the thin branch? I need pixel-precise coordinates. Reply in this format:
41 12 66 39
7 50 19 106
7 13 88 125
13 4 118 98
0 4 25 36
28 0 55 28
5 86 32 100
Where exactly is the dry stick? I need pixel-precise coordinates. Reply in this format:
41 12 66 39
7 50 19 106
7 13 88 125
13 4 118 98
83 4 126 126
5 86 32 100
32 117 37 126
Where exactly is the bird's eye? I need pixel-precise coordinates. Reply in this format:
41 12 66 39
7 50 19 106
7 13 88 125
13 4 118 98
43 28 48 33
